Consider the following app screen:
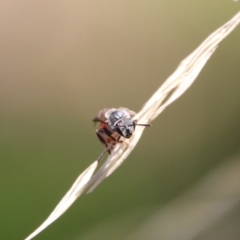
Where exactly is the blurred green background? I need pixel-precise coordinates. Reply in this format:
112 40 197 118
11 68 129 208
1 1 240 240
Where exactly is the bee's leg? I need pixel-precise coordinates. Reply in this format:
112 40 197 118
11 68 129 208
96 130 112 154
102 128 118 143
116 136 123 143
96 130 107 145
99 128 123 153
96 146 111 162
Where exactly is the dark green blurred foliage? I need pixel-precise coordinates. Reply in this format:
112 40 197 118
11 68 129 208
1 1 240 240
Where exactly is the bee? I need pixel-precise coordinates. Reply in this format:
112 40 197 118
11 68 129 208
93 108 151 161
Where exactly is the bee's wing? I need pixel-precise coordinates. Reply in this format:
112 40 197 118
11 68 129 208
119 107 136 118
93 108 116 122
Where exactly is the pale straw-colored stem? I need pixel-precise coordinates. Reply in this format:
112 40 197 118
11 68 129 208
25 11 240 240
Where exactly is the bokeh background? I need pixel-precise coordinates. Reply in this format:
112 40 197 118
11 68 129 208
1 1 240 240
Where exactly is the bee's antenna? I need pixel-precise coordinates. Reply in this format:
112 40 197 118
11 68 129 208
136 123 152 127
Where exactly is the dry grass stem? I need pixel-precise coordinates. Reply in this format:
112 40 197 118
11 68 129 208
25 162 98 240
25 11 240 240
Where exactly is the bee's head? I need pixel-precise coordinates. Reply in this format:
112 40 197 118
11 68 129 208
108 109 151 138
108 110 135 138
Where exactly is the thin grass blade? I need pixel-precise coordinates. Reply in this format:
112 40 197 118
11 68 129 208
24 11 240 240
25 161 98 240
